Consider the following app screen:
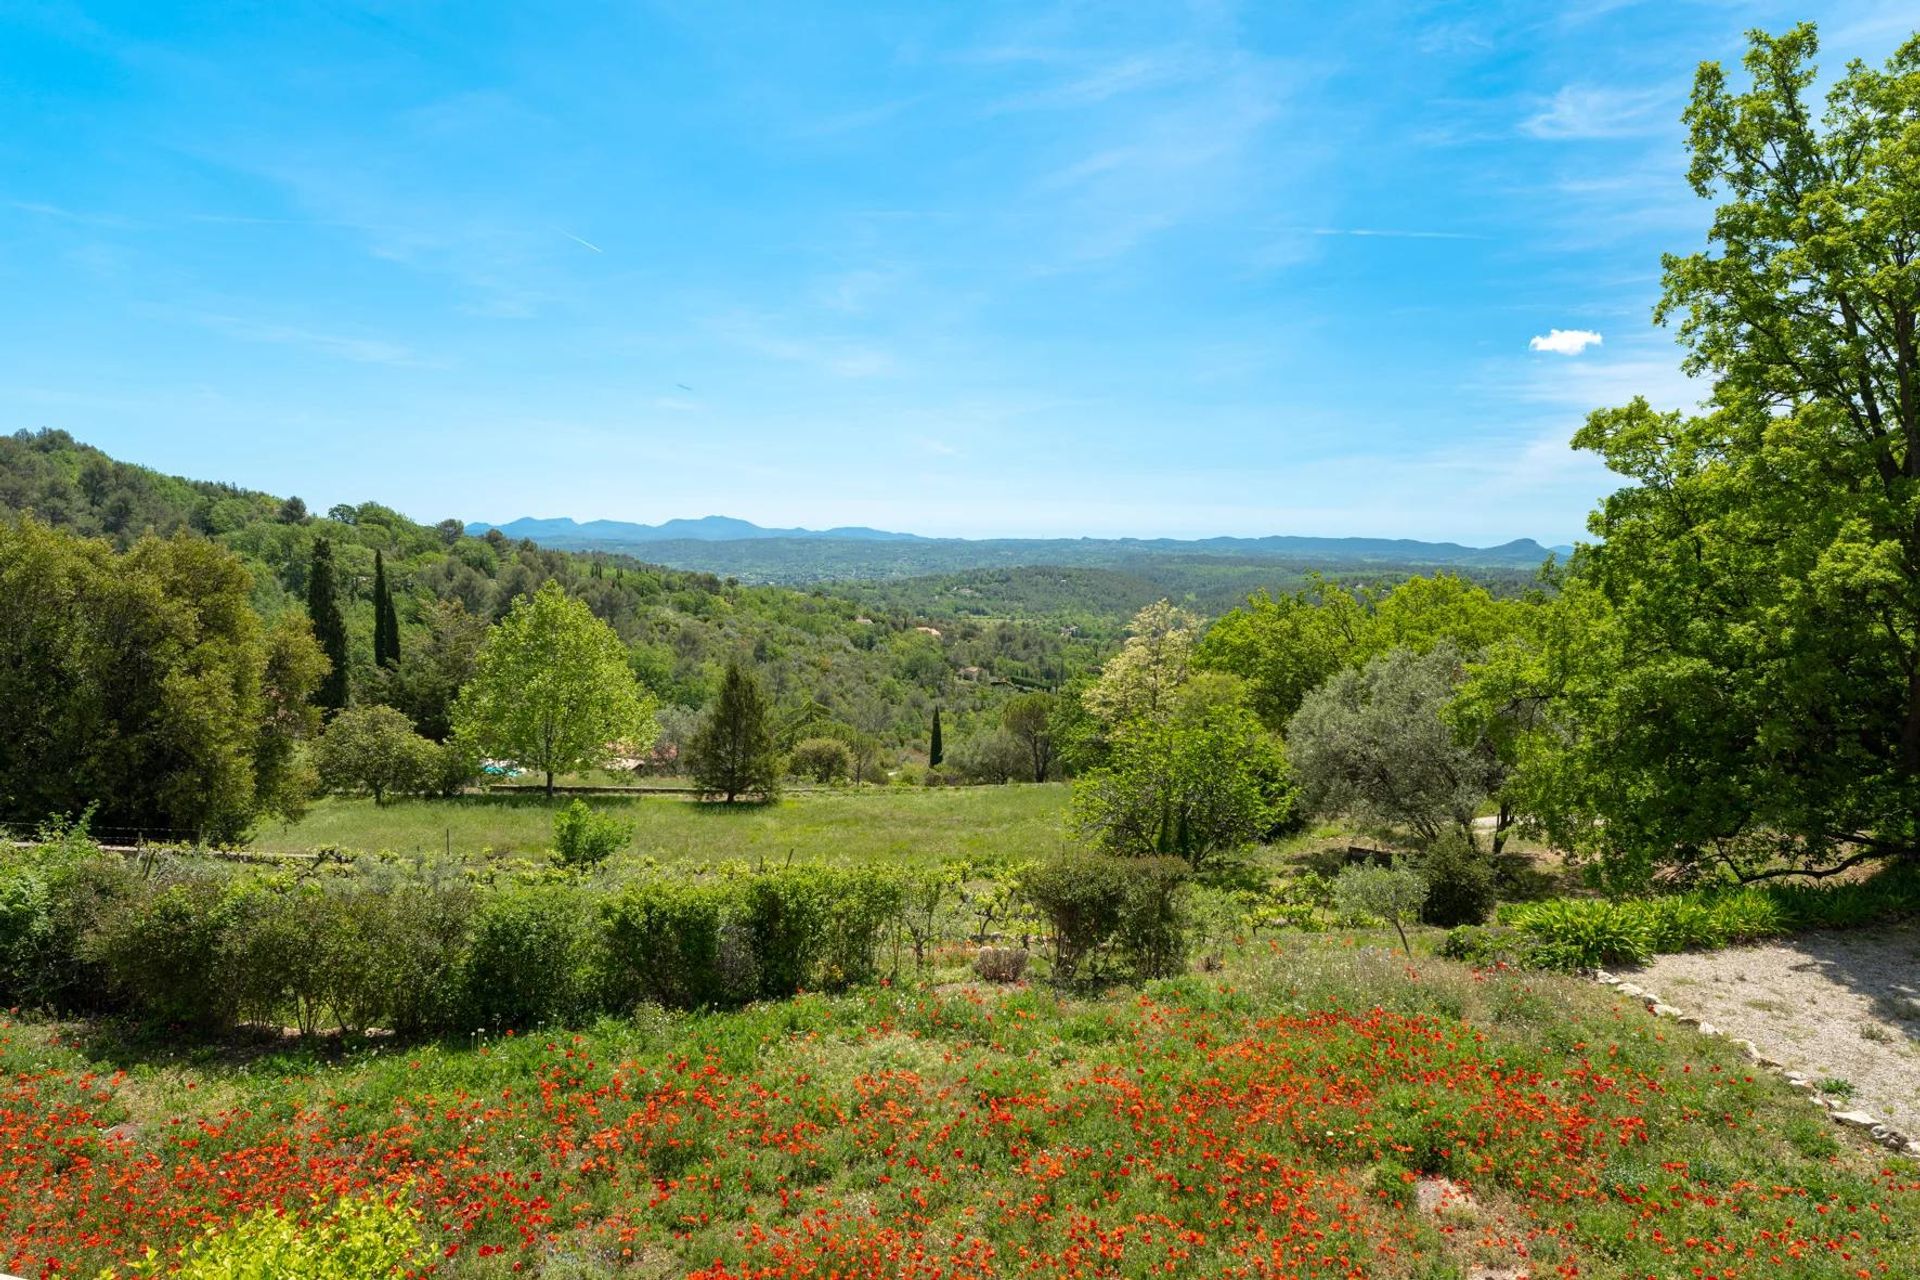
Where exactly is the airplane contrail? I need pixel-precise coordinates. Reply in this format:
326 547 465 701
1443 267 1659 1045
561 231 603 253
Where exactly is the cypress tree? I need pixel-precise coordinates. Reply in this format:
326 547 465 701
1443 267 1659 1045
930 705 944 767
372 550 393 668
307 537 350 713
687 659 780 803
382 583 401 668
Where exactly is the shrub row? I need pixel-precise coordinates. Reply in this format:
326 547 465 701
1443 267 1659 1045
1444 860 1920 971
2 835 1207 1034
0 842 914 1033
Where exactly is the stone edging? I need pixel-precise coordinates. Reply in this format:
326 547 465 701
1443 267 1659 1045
1590 969 1920 1159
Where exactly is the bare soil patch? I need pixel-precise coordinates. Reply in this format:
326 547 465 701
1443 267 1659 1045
1624 924 1920 1135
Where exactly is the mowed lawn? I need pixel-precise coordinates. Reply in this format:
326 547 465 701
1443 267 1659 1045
250 782 1075 867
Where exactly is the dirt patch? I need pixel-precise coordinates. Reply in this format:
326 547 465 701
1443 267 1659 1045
1623 924 1920 1135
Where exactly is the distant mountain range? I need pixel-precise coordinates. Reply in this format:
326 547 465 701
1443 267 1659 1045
466 517 1573 584
466 515 918 543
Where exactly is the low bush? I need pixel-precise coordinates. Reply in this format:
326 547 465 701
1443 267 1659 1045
461 885 597 1030
787 736 853 784
551 798 634 870
1501 898 1653 971
973 946 1029 982
1020 852 1193 983
1438 923 1534 967
1416 829 1496 927
120 1194 420 1279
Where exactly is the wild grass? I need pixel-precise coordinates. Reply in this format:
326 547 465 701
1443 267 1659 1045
250 782 1077 868
7 936 1913 1279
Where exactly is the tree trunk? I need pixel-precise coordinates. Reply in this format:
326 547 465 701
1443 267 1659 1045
545 769 554 798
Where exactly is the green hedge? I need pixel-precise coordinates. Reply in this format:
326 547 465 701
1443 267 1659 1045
1447 860 1920 971
0 840 916 1034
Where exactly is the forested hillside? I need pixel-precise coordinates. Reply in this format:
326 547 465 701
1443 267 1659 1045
0 430 1103 759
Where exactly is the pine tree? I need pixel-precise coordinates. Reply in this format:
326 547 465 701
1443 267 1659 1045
687 659 780 803
930 705 944 767
306 537 350 713
372 550 394 668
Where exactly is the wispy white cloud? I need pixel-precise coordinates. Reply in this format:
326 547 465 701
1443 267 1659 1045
183 311 428 366
1530 328 1603 355
1308 227 1486 240
1521 85 1668 139
710 311 896 379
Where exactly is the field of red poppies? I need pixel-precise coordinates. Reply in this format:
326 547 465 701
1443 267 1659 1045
4 939 1915 1279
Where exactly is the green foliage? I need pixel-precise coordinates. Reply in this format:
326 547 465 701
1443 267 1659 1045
1288 645 1505 848
787 736 854 784
371 549 400 670
1438 923 1533 968
1002 691 1058 782
1499 899 1654 972
1072 675 1292 869
1331 864 1427 954
0 517 326 842
454 581 656 794
687 660 780 803
551 798 634 870
1020 851 1191 983
1470 27 1920 881
306 537 350 714
461 885 596 1030
83 875 245 1029
602 880 732 1008
316 705 438 804
123 1194 420 1279
929 705 943 767
1416 828 1498 927
1198 573 1524 730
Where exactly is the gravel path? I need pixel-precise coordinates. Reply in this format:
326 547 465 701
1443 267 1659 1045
1623 924 1920 1136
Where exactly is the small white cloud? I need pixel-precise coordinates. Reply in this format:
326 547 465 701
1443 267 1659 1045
1521 86 1665 140
1529 328 1603 356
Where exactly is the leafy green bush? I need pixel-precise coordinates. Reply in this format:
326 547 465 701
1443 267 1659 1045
1020 852 1194 983
1416 829 1497 927
83 875 245 1029
1112 857 1191 979
460 885 595 1030
122 1194 420 1278
1438 923 1534 967
787 736 854 784
602 879 730 1008
551 798 634 871
1501 898 1652 971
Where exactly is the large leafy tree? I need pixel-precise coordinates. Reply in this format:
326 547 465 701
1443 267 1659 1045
1072 674 1293 870
1490 26 1920 882
1002 691 1058 782
1290 646 1509 851
687 659 781 803
0 518 325 841
317 704 437 804
453 580 654 796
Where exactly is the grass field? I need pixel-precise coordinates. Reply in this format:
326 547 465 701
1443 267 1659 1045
6 936 1915 1279
250 783 1077 867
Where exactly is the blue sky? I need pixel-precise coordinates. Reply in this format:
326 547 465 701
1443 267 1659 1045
2 1 1912 543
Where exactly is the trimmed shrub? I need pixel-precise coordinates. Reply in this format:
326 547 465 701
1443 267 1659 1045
787 737 853 784
1021 852 1194 983
461 886 594 1030
1416 830 1497 927
602 880 731 1009
83 875 244 1030
1112 857 1191 979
